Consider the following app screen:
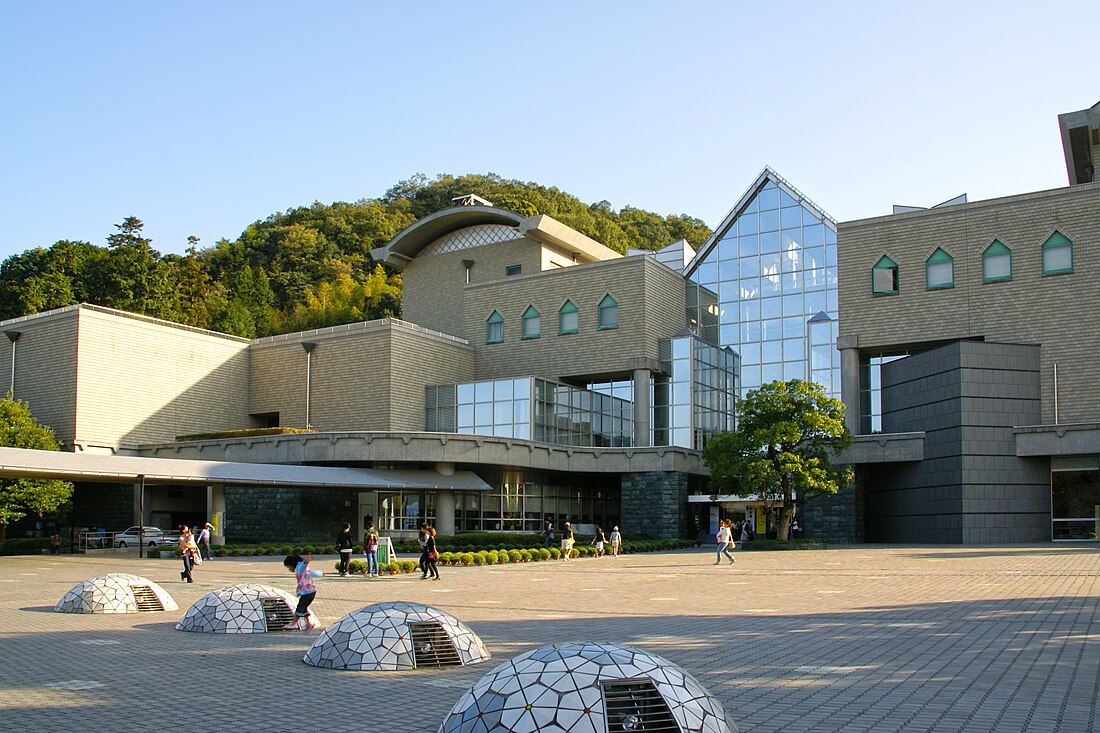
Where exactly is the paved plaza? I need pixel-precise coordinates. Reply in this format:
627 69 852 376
2 544 1098 732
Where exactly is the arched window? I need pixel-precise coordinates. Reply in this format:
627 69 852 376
872 255 899 294
1042 231 1073 275
982 240 1012 282
522 306 540 339
598 294 618 329
486 311 504 344
559 300 578 334
925 248 954 289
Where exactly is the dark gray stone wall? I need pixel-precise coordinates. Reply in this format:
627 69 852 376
225 487 360 543
866 341 1048 543
72 483 132 533
621 472 691 539
803 480 864 544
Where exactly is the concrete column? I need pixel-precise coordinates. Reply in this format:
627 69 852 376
837 335 861 435
632 368 651 447
209 483 227 545
435 490 456 536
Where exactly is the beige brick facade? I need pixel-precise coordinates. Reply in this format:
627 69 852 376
463 256 687 382
839 181 1100 424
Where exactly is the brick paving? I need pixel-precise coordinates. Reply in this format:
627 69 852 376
1 544 1098 732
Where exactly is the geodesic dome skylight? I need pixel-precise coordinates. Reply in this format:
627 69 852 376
304 601 490 671
55 573 178 614
176 583 314 633
438 641 737 733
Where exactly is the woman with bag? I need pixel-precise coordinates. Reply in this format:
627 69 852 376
179 526 200 583
424 526 440 581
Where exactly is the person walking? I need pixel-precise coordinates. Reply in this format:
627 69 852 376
543 517 555 549
591 526 607 557
336 522 354 576
283 552 321 631
561 522 575 561
716 519 736 565
609 526 622 557
425 526 440 581
417 523 430 577
179 526 200 583
196 522 213 560
364 523 379 577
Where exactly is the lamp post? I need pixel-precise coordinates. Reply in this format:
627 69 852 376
302 342 317 429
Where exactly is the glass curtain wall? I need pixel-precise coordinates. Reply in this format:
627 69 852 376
453 469 620 533
686 174 840 399
656 334 739 449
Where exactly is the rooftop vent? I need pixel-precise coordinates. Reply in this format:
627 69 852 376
452 193 494 207
176 583 313 633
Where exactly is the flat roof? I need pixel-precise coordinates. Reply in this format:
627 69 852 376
0 447 492 490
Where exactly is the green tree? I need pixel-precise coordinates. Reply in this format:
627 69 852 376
0 395 74 536
702 379 853 539
102 217 174 318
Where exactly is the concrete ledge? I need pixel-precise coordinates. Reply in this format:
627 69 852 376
836 432 925 464
1015 423 1100 456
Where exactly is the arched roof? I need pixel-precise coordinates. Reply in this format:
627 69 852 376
372 206 525 270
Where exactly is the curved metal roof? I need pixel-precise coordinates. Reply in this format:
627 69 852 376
371 206 525 270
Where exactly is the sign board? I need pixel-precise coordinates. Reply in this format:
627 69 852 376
377 537 396 566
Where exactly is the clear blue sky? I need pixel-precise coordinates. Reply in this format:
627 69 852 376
2 1 1095 261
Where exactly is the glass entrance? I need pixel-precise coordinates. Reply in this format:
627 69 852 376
1051 457 1100 541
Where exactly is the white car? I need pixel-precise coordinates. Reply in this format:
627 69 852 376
113 526 179 548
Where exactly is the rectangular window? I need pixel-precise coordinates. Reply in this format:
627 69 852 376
984 253 1011 281
559 310 578 334
506 265 522 276
873 267 897 294
927 261 953 289
1043 246 1072 274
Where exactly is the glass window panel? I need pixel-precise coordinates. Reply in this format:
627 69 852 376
1043 245 1072 273
719 324 738 345
457 383 474 403
783 361 805 380
827 288 838 314
740 279 760 300
739 256 760 278
927 260 953 288
739 300 760 321
671 337 690 359
783 316 804 339
803 246 825 270
738 234 758 257
762 363 783 383
827 266 839 287
984 252 1011 280
737 213 758 236
781 206 802 229
494 400 512 425
738 342 760 364
784 338 804 361
673 382 691 406
801 205 820 225
761 318 782 341
760 252 781 277
457 404 474 428
696 261 717 284
742 196 759 214
514 399 529 424
741 321 761 342
761 297 782 319
495 379 514 400
825 240 837 267
812 345 833 369
783 293 803 317
782 247 802 273
779 189 798 208
718 237 738 261
717 258 738 280
762 341 783 363
496 423 514 438
803 224 824 247
757 187 779 210
760 208 779 232
475 381 492 401
474 403 492 425
825 226 837 244
759 230 780 254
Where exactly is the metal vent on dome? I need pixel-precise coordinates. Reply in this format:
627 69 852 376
131 586 164 612
262 598 295 630
409 621 463 668
603 680 681 733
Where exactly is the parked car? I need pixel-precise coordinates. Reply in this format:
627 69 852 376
114 526 179 548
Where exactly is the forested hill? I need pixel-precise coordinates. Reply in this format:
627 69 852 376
0 173 711 338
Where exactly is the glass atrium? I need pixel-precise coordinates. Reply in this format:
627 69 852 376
684 170 841 399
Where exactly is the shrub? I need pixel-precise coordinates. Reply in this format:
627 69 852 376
549 547 561 560
400 560 418 573
349 559 366 574
474 551 487 566
485 551 497 565
519 549 533 562
385 561 400 574
461 552 475 565
302 544 315 554
508 549 522 564
439 551 454 565
538 548 551 561
323 544 335 555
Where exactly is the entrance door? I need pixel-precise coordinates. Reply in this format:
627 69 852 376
358 491 377 542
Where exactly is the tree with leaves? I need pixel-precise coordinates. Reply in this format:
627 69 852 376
702 379 853 540
0 395 73 538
